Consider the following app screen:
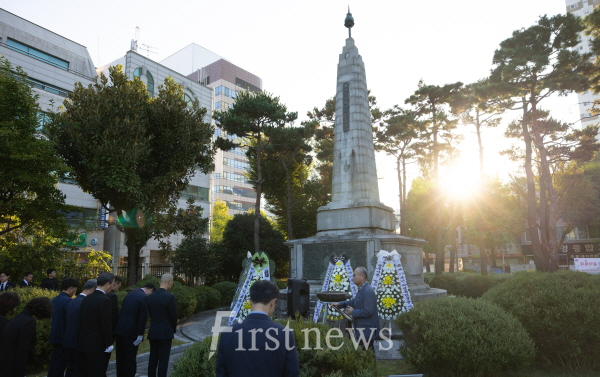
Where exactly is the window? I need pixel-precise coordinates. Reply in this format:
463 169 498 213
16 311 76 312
7 38 69 70
571 4 578 9
183 93 193 108
225 201 254 211
556 227 576 240
224 157 250 170
37 112 51 131
133 67 154 97
215 101 222 110
214 85 237 98
214 185 256 198
230 146 247 156
64 208 100 228
59 171 77 185
214 128 221 137
28 77 70 97
181 185 209 202
222 172 251 183
235 77 261 93
577 225 589 239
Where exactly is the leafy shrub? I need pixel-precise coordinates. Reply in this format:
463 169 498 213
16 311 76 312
428 273 459 294
429 271 509 298
1 287 59 372
276 280 288 290
193 285 222 312
211 281 237 306
423 271 436 285
396 296 535 376
170 282 197 319
482 271 600 371
171 337 216 377
115 290 128 307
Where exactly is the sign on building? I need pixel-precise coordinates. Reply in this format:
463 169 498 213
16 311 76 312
573 258 600 274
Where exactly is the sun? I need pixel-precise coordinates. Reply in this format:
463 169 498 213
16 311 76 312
439 158 482 201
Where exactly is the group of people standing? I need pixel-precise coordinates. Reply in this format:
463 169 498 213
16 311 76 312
0 268 59 291
0 271 178 377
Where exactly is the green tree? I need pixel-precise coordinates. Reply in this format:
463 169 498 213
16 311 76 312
46 65 215 285
0 58 73 238
491 13 593 271
214 91 297 254
171 235 219 285
210 200 232 243
374 107 423 236
220 212 288 280
406 80 463 275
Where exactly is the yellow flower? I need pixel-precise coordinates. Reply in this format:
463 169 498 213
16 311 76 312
243 301 251 310
382 296 396 308
383 276 393 285
336 261 342 265
386 262 393 269
333 274 343 283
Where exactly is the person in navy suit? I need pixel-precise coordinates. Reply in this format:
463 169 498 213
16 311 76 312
334 266 380 349
115 282 156 377
77 272 115 377
147 274 177 377
216 279 300 377
64 279 98 377
0 297 53 377
0 271 16 291
17 272 36 288
48 278 78 377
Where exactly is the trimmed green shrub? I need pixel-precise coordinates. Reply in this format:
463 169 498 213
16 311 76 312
1 287 59 372
482 271 600 371
396 296 535 376
429 271 509 298
193 285 222 312
171 337 216 377
423 271 436 285
115 289 128 307
170 281 197 319
211 281 237 306
428 273 459 294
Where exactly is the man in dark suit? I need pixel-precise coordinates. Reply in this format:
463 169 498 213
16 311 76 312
115 282 156 377
64 279 97 377
0 271 16 291
48 278 78 377
334 266 380 349
77 272 115 377
216 280 300 377
147 274 177 377
17 272 35 288
104 275 122 374
41 268 59 291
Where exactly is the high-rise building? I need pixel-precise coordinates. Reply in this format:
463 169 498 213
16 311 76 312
162 45 261 215
566 0 600 127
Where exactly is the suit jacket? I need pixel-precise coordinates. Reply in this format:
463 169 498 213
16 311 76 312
339 282 380 335
107 291 120 337
77 289 113 353
216 313 300 377
0 308 37 377
147 288 177 340
41 277 58 291
17 280 35 288
50 291 72 344
115 288 149 338
0 281 15 291
0 315 7 339
63 294 86 349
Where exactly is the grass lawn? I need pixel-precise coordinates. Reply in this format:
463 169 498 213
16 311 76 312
376 359 600 377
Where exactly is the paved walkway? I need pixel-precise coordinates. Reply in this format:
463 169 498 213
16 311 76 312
105 308 228 377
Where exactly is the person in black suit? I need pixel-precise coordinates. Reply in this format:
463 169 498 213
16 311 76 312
0 271 16 291
77 272 115 377
216 279 300 377
115 282 156 377
333 266 380 349
17 272 36 288
0 291 21 338
64 279 97 377
0 297 53 377
48 278 78 377
41 268 59 291
147 274 177 377
104 275 122 374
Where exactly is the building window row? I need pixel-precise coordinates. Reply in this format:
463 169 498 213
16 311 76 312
215 172 251 184
235 77 261 93
224 200 254 211
215 101 232 110
7 38 70 70
214 185 256 199
214 85 237 99
224 157 249 170
28 76 71 97
229 146 247 156
181 185 209 202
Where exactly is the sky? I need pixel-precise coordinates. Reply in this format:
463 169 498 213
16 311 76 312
0 0 581 208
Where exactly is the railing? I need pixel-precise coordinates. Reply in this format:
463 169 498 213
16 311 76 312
117 264 173 279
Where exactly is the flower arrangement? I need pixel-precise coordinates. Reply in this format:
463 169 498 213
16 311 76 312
371 250 413 320
313 254 357 323
228 251 270 325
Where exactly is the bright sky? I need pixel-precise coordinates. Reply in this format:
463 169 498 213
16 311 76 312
1 0 581 208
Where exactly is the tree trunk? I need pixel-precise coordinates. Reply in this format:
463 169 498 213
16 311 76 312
283 159 293 240
432 105 444 275
124 228 143 286
401 157 408 236
521 98 545 271
254 139 262 254
425 252 431 273
450 229 456 273
475 110 488 276
396 156 403 234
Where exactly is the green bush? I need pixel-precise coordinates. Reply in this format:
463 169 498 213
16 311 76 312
115 290 128 307
423 271 436 285
171 337 216 377
429 271 509 298
170 282 197 319
193 285 222 312
211 281 237 306
1 287 60 372
482 271 600 371
396 296 535 376
276 280 288 290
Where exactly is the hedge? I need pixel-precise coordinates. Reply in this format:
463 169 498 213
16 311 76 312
396 296 535 376
211 281 237 307
482 271 600 371
429 271 510 298
193 285 222 312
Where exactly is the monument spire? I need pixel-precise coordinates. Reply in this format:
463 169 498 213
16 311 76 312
344 6 354 38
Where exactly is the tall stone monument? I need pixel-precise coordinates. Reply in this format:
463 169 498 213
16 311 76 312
286 10 443 300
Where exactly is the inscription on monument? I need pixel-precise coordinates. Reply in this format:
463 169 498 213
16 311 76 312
343 81 350 132
302 242 367 280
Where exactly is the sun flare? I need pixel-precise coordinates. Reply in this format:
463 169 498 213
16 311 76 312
439 159 483 201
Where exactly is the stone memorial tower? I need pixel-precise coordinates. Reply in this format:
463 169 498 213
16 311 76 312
286 10 444 300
